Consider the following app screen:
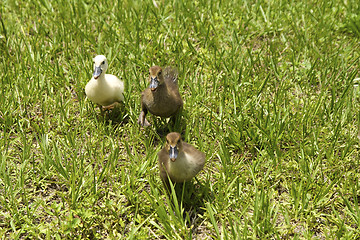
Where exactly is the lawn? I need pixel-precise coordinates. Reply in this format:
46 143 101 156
1 0 360 239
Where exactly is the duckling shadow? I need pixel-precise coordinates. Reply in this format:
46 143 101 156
168 179 214 231
153 109 188 137
98 103 129 126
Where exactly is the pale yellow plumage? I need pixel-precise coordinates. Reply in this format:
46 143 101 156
85 55 124 110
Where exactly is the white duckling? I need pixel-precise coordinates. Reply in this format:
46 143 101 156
85 55 124 113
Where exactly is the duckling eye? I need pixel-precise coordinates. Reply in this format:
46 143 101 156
158 71 162 76
166 139 169 144
177 139 181 144
102 61 105 65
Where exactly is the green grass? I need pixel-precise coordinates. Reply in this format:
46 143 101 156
1 0 360 238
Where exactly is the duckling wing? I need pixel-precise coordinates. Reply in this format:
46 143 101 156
106 74 125 102
163 67 183 111
164 67 179 84
182 142 206 170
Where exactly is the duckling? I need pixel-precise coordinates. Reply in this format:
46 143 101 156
138 66 183 127
85 55 124 113
158 132 205 190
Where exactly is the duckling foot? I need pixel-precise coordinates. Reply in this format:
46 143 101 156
138 111 151 127
98 105 111 115
102 104 116 111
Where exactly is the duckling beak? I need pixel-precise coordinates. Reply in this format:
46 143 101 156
93 66 102 79
149 77 159 91
169 146 178 162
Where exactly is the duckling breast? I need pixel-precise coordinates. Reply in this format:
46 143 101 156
85 75 124 106
142 89 182 117
168 153 202 182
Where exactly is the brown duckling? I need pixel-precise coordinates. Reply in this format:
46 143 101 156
138 66 183 127
158 132 205 190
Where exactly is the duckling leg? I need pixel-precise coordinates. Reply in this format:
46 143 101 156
138 109 151 127
98 104 105 115
102 104 116 111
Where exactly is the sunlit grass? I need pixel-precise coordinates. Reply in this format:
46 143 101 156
1 0 360 238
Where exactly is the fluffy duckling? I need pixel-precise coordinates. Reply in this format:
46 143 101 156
138 66 183 127
85 55 124 113
158 132 205 190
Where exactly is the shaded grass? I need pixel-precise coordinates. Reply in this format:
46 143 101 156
1 0 360 239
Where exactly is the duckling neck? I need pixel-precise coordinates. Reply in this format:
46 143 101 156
152 84 168 98
167 152 197 182
96 74 106 82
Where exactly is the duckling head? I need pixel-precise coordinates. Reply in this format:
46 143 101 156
149 66 164 91
165 132 183 162
93 55 108 80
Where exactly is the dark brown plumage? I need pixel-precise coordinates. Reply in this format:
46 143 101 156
158 132 205 190
138 66 183 127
